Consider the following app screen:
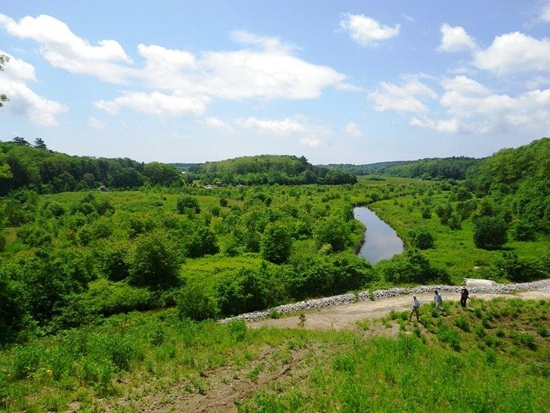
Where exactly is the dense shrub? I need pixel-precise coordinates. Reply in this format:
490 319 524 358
383 249 450 284
129 231 181 287
489 252 543 282
261 222 293 264
185 223 219 258
0 268 28 344
313 217 351 252
176 195 201 215
177 283 219 321
473 216 508 249
511 220 536 241
410 228 435 250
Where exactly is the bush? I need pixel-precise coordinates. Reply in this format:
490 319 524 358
177 283 219 321
490 252 543 282
96 241 131 281
421 207 431 219
313 217 351 252
0 269 28 344
511 220 536 241
129 231 181 287
261 222 293 264
185 223 219 258
383 249 450 285
176 195 201 215
410 228 434 250
473 216 507 249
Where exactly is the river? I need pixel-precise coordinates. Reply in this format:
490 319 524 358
353 206 404 264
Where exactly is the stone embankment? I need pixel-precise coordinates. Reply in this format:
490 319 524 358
220 279 550 324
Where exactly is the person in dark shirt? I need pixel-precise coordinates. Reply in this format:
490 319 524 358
460 286 470 308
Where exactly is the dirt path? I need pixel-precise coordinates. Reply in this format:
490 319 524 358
249 290 550 330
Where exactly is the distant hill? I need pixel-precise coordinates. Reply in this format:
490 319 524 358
325 157 482 180
179 154 357 185
0 139 180 195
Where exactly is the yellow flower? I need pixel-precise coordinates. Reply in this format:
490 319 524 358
47 369 53 377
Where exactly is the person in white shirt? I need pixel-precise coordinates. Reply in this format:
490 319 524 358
409 296 421 322
434 290 444 315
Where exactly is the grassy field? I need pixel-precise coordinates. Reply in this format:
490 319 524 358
0 297 548 412
370 194 550 283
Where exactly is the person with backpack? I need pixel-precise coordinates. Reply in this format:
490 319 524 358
460 286 470 308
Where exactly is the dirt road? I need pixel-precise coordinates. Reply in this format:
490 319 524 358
249 290 550 330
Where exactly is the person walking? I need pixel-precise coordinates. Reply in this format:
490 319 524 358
460 286 470 309
409 296 421 322
434 290 444 315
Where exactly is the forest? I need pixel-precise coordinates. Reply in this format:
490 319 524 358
0 137 549 411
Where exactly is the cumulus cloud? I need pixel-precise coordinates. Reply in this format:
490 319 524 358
0 14 134 83
201 116 234 132
438 24 476 52
411 75 550 135
95 91 206 117
0 50 67 125
337 82 365 93
339 14 399 47
345 122 363 138
368 79 437 113
235 115 331 146
473 32 550 75
0 14 346 118
87 117 106 129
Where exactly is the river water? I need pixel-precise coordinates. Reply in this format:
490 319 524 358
354 206 404 264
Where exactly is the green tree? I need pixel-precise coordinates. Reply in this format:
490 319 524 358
185 224 219 257
177 283 219 321
129 231 180 287
313 217 350 252
34 138 47 149
261 222 293 264
176 195 201 214
473 216 508 249
410 228 435 249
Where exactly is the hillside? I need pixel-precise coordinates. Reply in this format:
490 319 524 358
0 139 181 195
326 156 482 180
180 155 357 185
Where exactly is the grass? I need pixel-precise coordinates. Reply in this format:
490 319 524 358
1 297 549 412
370 194 550 282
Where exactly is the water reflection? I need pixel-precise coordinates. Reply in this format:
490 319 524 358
354 207 404 264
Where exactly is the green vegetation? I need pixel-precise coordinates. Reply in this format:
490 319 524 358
1 297 548 411
180 154 358 185
327 156 481 180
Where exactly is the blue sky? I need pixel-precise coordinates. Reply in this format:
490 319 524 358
1 0 550 164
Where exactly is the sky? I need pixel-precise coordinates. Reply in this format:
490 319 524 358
1 0 550 164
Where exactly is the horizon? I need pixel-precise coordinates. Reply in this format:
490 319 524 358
2 1 550 164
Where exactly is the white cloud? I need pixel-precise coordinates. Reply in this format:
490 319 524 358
411 75 550 135
0 14 346 118
87 117 106 129
540 1 550 22
474 32 550 75
201 116 234 132
402 14 415 23
235 116 308 135
438 24 476 52
0 50 67 126
345 122 363 138
235 115 331 146
337 82 365 93
368 79 437 114
95 91 206 117
339 14 399 47
0 14 133 83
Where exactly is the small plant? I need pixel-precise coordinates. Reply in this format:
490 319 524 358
537 324 549 338
454 316 471 332
298 313 306 327
269 308 281 319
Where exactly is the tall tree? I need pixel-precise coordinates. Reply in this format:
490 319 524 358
12 137 30 146
34 138 48 149
0 54 9 108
